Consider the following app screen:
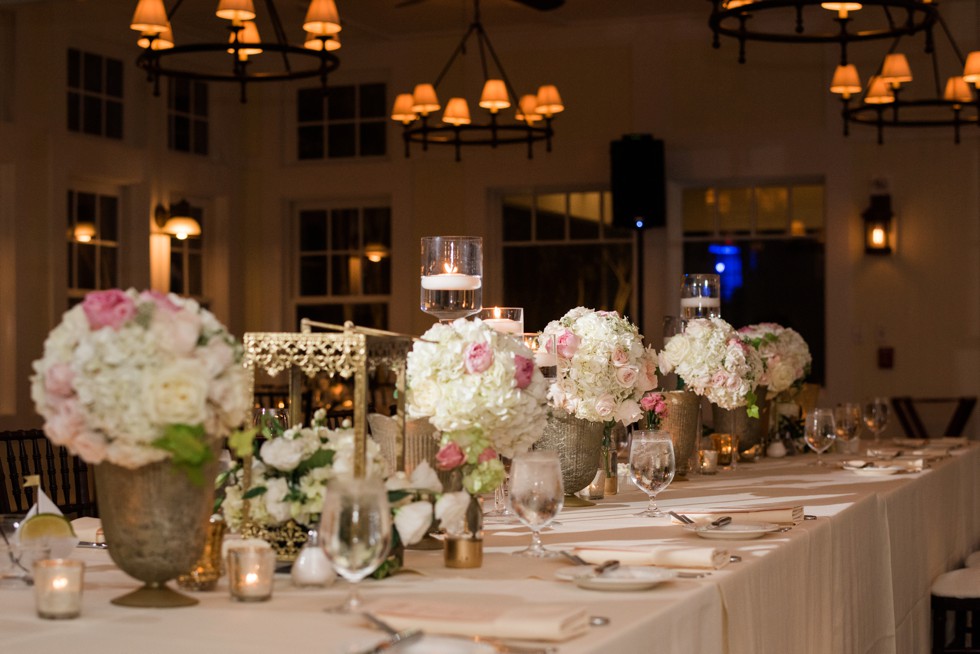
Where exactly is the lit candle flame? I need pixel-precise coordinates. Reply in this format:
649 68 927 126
52 576 69 590
245 572 259 585
442 262 458 274
871 226 886 247
493 307 502 319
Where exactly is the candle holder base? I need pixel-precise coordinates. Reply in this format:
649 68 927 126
110 583 198 608
563 493 595 508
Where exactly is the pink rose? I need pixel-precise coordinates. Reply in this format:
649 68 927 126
639 393 660 412
595 394 616 419
464 341 494 374
151 305 203 357
477 447 498 464
82 289 136 330
611 347 630 367
615 366 638 388
139 290 179 313
44 363 75 398
43 399 86 446
513 355 534 389
556 330 580 358
70 430 108 465
435 441 466 471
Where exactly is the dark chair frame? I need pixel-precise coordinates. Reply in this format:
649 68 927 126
0 429 97 518
933 594 980 653
892 397 977 439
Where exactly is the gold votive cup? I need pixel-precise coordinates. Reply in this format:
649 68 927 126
227 546 276 602
33 559 84 619
444 536 483 569
178 514 226 592
710 433 738 469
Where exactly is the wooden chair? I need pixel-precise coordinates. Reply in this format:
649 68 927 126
0 429 97 518
891 397 977 439
932 568 980 653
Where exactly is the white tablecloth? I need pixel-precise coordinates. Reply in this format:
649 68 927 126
3 443 978 654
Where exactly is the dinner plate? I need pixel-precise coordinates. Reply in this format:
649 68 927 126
554 565 676 591
683 521 780 540
843 465 905 476
397 635 496 654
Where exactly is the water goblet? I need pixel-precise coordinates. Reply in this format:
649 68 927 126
508 451 563 558
862 397 890 443
805 408 837 465
1 514 47 586
628 430 676 517
420 235 483 322
253 406 289 440
834 403 862 450
319 476 392 613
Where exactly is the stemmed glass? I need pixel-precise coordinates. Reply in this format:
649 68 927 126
420 236 483 322
508 451 564 558
628 430 676 517
862 397 890 443
0 514 47 587
319 476 392 613
805 408 837 465
834 403 862 450
253 407 289 439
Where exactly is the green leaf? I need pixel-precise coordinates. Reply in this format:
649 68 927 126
243 486 267 500
152 424 213 486
228 427 258 459
294 448 334 477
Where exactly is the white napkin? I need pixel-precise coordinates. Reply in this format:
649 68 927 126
370 598 590 642
573 544 729 570
670 505 804 526
70 517 104 543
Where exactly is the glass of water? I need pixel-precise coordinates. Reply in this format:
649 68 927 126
862 397 890 443
629 430 676 517
805 408 837 465
508 451 563 558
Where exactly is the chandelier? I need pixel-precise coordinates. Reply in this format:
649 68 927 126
129 0 342 103
389 0 564 161
708 1 938 65
830 9 979 143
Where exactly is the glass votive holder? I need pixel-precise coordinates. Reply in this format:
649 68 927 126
680 273 721 319
33 559 84 619
523 332 557 379
710 433 738 469
227 546 276 602
479 307 524 335
699 449 719 475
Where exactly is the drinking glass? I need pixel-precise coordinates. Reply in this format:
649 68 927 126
680 273 721 320
628 430 676 517
522 332 557 380
319 476 392 613
478 307 524 335
834 403 862 446
508 451 563 558
1 514 48 586
253 407 289 440
862 397 890 443
805 408 837 465
420 236 483 321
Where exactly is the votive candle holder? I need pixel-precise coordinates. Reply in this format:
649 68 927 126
33 559 84 619
227 546 276 602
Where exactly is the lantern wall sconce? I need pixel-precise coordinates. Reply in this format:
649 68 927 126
154 199 201 240
863 193 894 255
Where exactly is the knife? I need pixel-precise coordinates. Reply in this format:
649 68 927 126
357 629 423 654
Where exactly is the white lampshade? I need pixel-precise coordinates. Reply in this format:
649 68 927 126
73 222 96 243
963 51 980 85
228 21 262 57
163 216 202 240
138 24 175 50
943 76 973 104
534 84 564 117
390 93 417 124
479 79 510 112
411 84 441 115
442 97 472 126
864 75 894 104
515 94 542 123
303 0 341 36
830 64 862 97
216 0 256 22
820 2 862 16
130 0 169 34
880 53 913 86
304 32 340 51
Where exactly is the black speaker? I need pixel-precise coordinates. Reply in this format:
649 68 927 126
610 134 666 230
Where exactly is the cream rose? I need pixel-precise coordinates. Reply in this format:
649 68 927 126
142 359 208 426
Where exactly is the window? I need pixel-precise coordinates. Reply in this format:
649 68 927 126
296 83 387 160
168 79 208 155
67 189 120 304
294 204 392 329
169 202 204 299
501 190 638 331
681 181 826 383
67 48 123 139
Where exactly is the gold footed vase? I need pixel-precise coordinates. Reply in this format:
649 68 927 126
534 411 604 507
659 390 702 479
711 388 772 462
95 456 219 608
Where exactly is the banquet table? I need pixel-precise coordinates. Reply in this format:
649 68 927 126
3 442 979 654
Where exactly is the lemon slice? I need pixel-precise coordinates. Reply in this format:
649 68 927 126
19 513 76 540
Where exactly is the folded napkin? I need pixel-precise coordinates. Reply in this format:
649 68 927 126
573 544 728 570
369 598 589 642
670 505 804 526
70 517 104 543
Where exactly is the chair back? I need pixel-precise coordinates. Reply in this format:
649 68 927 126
891 397 977 438
0 429 97 518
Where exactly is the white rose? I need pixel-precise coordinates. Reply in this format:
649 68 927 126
142 359 208 426
594 394 616 420
394 501 433 545
435 491 472 535
768 362 797 394
264 478 292 523
408 460 443 493
260 437 306 471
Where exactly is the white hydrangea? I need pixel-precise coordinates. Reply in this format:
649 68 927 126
737 323 812 397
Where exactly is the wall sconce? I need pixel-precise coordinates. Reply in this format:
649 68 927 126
154 199 202 240
364 243 389 263
863 194 894 255
73 222 96 243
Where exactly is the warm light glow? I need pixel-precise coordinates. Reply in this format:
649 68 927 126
411 84 441 115
964 51 980 85
879 53 913 87
303 32 340 51
364 243 389 263
51 576 69 590
725 0 754 7
443 262 458 274
73 222 96 243
130 0 169 34
390 93 417 124
162 216 202 240
820 2 862 18
443 98 472 126
228 21 262 58
479 79 510 112
493 307 502 319
870 226 887 247
943 76 973 105
830 64 862 97
534 85 564 117
515 94 542 123
138 25 175 50
864 76 894 104
244 572 259 585
216 0 256 23
303 0 341 36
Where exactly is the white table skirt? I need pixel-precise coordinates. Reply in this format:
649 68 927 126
3 443 978 654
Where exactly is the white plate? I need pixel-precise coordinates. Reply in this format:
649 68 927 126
684 521 780 540
397 636 496 654
554 565 676 591
844 465 905 476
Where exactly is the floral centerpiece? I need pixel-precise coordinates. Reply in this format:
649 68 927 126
31 288 250 480
657 317 764 417
406 318 549 496
737 322 812 399
640 392 669 430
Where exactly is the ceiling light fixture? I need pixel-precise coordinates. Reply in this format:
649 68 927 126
830 9 979 143
155 200 202 240
708 1 938 66
390 0 564 161
129 0 342 103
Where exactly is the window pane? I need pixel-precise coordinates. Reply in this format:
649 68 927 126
327 124 356 158
568 192 601 240
77 193 96 222
300 255 327 296
300 210 328 251
327 85 355 120
717 188 752 235
297 303 389 331
792 184 825 232
100 195 118 241
297 88 323 123
755 186 789 233
360 83 386 118
298 125 324 160
105 58 123 98
172 78 191 113
362 256 391 295
77 243 96 289
171 115 190 152
193 120 208 155
359 121 386 157
82 96 102 135
330 208 358 250
193 82 208 116
169 250 183 293
682 188 715 235
188 252 203 296
105 101 123 139
83 53 102 93
363 207 391 247
502 195 533 242
67 49 81 88
330 254 351 295
100 247 117 288
67 92 80 132
535 193 565 241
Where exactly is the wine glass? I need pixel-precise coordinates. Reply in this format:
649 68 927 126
834 403 862 451
508 451 563 558
253 406 289 439
628 430 676 517
805 408 837 465
420 236 483 322
862 397 890 443
319 476 392 613
0 514 47 586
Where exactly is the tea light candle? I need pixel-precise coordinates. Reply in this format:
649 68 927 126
420 273 482 291
680 297 721 309
228 546 276 602
699 449 719 474
479 307 523 335
33 559 84 619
